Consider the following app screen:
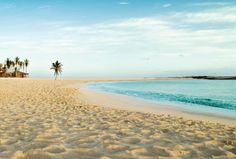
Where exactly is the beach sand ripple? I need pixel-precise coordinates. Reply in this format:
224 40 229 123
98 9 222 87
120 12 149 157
0 79 235 159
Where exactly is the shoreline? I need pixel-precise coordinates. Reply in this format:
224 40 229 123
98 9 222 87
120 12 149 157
76 84 236 126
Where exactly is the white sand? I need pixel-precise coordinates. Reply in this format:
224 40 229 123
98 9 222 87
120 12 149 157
0 79 235 159
78 86 236 126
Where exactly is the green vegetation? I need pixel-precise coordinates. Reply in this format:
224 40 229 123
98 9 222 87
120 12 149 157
51 60 63 80
0 57 29 77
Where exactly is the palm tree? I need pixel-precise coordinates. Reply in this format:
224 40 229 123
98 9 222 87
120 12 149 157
10 60 15 68
2 64 7 72
15 57 20 69
0 64 6 72
51 60 63 80
6 58 11 70
14 57 20 77
24 59 29 73
0 63 3 72
19 61 24 72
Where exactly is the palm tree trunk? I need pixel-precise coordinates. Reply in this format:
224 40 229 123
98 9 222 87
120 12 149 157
54 75 57 88
15 67 17 77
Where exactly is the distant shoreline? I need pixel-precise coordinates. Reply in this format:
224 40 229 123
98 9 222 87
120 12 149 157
144 76 236 80
185 76 236 80
1 76 236 80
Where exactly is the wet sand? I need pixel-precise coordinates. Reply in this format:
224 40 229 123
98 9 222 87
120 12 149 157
0 79 235 159
78 86 236 126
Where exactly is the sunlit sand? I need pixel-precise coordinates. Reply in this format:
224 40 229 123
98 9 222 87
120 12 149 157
0 79 235 159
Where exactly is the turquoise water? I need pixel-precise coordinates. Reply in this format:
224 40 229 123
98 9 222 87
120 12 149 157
86 80 236 118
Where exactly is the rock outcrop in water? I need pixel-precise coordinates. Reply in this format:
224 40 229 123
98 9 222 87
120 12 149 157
187 76 236 80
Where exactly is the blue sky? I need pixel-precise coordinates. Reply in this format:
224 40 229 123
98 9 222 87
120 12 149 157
0 0 236 78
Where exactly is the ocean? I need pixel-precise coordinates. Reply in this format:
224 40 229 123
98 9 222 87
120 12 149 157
86 80 236 118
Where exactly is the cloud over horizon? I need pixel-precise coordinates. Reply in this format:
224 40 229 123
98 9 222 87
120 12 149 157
0 1 235 77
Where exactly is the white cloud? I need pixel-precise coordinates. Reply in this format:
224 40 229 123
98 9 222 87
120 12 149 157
172 6 236 23
119 2 129 5
162 3 172 8
193 2 228 6
7 16 233 62
1 4 236 76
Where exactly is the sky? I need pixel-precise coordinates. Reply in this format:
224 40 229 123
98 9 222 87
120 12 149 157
0 0 236 78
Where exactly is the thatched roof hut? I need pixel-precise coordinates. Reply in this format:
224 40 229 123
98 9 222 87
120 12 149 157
0 71 28 78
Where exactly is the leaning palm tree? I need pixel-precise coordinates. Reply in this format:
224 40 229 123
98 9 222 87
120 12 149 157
24 59 29 73
10 60 15 68
50 61 63 80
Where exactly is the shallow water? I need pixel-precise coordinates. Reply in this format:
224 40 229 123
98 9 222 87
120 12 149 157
87 80 236 118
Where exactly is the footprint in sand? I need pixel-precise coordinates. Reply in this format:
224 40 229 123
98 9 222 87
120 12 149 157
122 137 141 145
24 141 51 150
105 144 129 153
3 138 18 145
45 145 66 153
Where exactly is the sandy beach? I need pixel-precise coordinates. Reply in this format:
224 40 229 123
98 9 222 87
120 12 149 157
0 79 236 159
